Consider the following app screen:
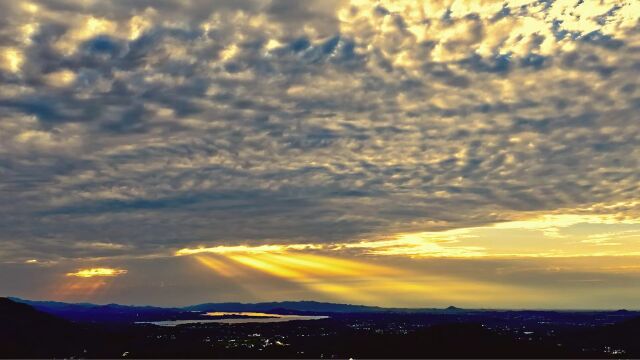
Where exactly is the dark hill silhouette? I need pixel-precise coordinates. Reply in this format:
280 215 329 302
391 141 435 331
573 315 640 356
0 297 83 358
0 297 69 327
0 298 127 358
3 297 640 358
313 322 575 358
10 297 190 323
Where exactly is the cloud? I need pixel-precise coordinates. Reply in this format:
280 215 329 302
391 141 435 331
66 267 128 278
0 0 638 268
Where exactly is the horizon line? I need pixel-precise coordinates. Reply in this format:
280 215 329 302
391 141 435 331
6 296 639 312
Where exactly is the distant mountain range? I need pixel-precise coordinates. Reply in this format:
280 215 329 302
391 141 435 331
8 296 638 324
184 300 415 313
8 297 469 323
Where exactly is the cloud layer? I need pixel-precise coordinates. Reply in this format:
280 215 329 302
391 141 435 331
0 0 639 268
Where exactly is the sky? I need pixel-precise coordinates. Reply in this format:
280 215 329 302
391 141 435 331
1 0 639 309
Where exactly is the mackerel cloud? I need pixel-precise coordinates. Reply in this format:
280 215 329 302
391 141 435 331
0 0 639 262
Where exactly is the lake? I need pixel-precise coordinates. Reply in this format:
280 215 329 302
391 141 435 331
136 312 329 326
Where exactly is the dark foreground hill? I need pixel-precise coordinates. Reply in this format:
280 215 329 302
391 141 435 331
3 297 640 358
9 297 189 323
0 297 82 358
0 298 127 358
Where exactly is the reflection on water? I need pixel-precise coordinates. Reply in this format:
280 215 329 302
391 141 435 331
206 311 281 317
136 312 329 326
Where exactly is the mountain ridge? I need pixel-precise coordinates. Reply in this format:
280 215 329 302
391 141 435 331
10 296 464 319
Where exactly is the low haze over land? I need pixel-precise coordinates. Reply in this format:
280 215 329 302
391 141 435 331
1 0 639 309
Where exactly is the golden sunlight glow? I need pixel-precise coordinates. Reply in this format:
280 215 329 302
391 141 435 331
55 16 117 55
66 267 128 278
21 2 39 14
343 231 487 258
356 213 640 258
494 214 640 232
176 243 321 256
229 254 303 279
53 280 108 299
257 252 398 277
128 12 153 40
206 312 285 317
187 247 536 306
176 207 640 306
177 211 640 264
211 252 411 305
195 255 244 278
44 69 76 87
338 0 639 64
1 48 24 73
219 44 239 62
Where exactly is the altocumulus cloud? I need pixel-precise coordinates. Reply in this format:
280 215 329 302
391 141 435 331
0 0 639 263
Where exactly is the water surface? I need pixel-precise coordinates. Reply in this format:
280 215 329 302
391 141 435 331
137 312 328 326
